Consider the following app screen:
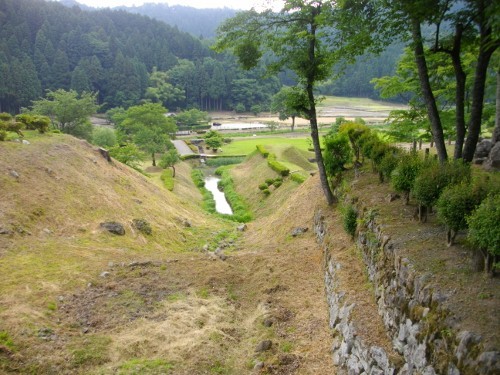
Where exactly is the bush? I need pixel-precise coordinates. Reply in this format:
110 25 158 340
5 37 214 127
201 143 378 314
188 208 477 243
467 193 500 273
338 121 370 162
160 169 175 191
290 173 306 183
93 127 117 148
263 188 271 196
216 166 253 222
341 203 357 238
235 103 246 113
191 169 205 188
412 159 470 222
267 154 290 176
0 130 6 141
265 178 274 186
205 156 245 167
258 183 268 191
378 146 400 182
256 145 269 157
109 143 144 170
391 152 422 204
251 104 261 116
323 133 351 179
437 180 490 245
273 180 282 188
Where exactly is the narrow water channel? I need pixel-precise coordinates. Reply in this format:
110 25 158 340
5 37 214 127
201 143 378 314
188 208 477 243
204 176 233 215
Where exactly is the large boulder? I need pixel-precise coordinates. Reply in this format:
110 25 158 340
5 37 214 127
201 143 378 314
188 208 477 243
100 221 125 235
473 139 492 164
484 142 500 171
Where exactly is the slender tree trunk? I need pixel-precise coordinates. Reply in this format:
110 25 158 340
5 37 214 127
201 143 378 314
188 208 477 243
291 115 295 132
172 166 176 177
152 152 156 167
307 15 335 206
411 18 448 162
494 70 500 142
450 24 467 160
462 25 497 161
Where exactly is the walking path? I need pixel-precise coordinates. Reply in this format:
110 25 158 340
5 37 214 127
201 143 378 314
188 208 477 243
172 139 195 156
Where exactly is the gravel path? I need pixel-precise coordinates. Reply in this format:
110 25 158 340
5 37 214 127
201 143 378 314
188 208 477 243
172 139 195 156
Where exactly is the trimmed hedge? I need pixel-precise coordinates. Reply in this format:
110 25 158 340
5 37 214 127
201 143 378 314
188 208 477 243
290 173 307 184
180 154 200 161
267 153 290 176
256 144 269 157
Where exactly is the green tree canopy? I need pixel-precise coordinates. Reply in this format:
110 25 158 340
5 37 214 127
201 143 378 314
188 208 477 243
29 89 98 140
116 103 177 166
215 0 376 204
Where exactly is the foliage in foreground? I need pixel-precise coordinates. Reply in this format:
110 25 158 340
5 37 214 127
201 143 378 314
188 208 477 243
436 179 492 246
467 193 500 273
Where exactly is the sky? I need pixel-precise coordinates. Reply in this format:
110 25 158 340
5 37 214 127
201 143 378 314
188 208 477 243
68 0 278 10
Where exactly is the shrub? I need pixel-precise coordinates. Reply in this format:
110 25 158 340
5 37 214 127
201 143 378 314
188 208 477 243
290 173 306 183
191 169 205 188
0 130 6 141
265 178 274 186
109 143 144 170
341 203 357 238
467 193 500 273
378 146 400 182
437 180 490 246
359 132 380 160
412 160 448 222
391 152 422 204
339 121 370 162
217 166 253 222
205 156 245 167
258 183 268 191
93 127 117 148
256 144 269 157
235 103 246 113
160 169 175 191
323 133 351 179
263 188 271 196
267 153 290 176
273 180 282 188
180 154 199 161
251 104 261 116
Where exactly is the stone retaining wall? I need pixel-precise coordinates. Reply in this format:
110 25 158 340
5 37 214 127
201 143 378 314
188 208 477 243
314 209 499 375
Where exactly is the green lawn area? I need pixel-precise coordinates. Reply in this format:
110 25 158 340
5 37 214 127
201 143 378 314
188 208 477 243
221 137 312 156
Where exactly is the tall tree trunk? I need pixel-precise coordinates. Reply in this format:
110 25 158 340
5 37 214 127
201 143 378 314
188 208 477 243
152 152 156 167
495 70 500 141
462 0 498 162
462 25 497 161
307 18 335 206
450 24 467 160
291 115 295 132
411 18 448 162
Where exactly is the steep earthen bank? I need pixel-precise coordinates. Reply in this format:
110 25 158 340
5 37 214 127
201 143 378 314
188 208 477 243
314 203 499 375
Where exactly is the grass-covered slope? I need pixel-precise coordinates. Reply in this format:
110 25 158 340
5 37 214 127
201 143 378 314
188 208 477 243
0 133 335 374
0 133 237 373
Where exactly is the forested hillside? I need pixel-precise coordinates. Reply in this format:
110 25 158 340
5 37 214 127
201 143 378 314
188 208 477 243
0 0 280 113
116 3 238 39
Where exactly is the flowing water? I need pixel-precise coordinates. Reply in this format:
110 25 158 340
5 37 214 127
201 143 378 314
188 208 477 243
204 176 233 215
